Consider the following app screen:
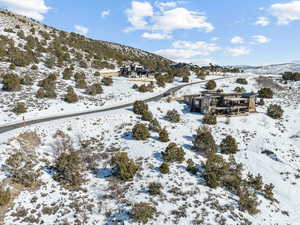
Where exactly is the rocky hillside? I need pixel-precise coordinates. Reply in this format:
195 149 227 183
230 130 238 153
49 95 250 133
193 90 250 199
0 9 192 125
0 9 172 73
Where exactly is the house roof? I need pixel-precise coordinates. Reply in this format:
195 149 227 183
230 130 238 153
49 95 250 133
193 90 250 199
184 92 257 99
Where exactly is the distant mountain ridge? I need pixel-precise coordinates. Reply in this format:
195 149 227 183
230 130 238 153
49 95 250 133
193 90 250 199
237 63 300 74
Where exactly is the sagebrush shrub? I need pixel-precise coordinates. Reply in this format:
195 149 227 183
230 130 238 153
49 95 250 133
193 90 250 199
141 110 153 122
236 78 248 85
53 151 84 190
202 114 217 125
111 152 139 181
2 73 21 91
193 126 216 154
5 152 40 188
234 86 246 93
204 153 228 188
166 109 180 123
206 80 216 90
238 188 260 215
258 88 273 98
159 128 169 142
76 79 87 89
148 118 161 132
131 202 156 224
133 101 148 115
102 77 113 86
186 159 197 174
94 71 101 77
267 104 283 119
162 142 185 162
86 83 103 95
13 103 27 114
20 75 33 85
148 182 162 195
160 162 170 174
64 86 79 103
132 123 150 140
220 135 238 154
74 72 86 81
182 76 189 82
0 187 11 207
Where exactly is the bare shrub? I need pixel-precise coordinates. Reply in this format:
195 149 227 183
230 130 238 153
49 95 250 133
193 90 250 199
131 202 156 224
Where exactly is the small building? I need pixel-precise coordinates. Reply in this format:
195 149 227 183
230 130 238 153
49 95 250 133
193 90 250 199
184 92 257 116
120 63 153 78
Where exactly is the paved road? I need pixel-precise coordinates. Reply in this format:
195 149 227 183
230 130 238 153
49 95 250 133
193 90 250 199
0 77 230 134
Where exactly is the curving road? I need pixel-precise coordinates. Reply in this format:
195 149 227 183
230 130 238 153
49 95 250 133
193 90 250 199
0 77 231 134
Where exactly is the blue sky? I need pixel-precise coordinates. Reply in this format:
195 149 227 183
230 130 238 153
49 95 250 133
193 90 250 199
0 0 300 65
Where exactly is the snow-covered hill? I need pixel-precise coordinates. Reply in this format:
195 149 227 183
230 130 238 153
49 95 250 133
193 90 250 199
238 63 300 74
1 74 300 225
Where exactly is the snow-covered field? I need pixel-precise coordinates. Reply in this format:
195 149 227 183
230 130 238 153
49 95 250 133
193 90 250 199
0 65 212 126
1 74 299 225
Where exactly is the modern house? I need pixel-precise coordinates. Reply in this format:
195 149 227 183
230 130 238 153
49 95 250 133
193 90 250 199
184 91 257 116
119 63 153 78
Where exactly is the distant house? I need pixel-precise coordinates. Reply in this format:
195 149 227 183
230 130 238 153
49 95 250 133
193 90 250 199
184 92 257 116
120 63 153 78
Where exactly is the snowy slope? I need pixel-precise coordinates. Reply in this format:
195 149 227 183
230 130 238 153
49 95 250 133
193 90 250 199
0 74 299 225
239 63 300 74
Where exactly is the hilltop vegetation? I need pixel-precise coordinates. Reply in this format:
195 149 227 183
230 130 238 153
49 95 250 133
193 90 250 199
0 10 172 72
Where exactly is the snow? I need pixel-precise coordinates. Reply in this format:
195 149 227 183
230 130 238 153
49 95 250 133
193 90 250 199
1 74 300 224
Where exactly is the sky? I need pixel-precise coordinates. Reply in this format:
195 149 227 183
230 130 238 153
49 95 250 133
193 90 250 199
0 0 299 66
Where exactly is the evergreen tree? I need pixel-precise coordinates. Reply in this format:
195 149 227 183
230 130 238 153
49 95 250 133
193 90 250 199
111 152 139 181
220 135 238 154
206 80 216 90
162 142 185 162
133 101 148 115
141 110 153 122
193 126 216 154
267 104 283 119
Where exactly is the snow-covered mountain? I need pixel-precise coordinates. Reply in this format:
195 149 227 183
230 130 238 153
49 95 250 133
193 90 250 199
238 63 300 74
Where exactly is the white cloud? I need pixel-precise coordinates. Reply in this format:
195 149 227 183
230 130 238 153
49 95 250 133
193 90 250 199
154 48 214 65
225 46 251 56
142 32 172 40
155 48 205 59
252 35 271 44
125 1 153 31
153 7 214 32
255 17 270 26
186 58 215 66
211 37 220 41
154 40 220 65
157 1 177 10
125 1 214 34
101 9 110 18
230 36 244 44
269 1 300 25
74 25 89 35
172 40 220 54
0 0 50 21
